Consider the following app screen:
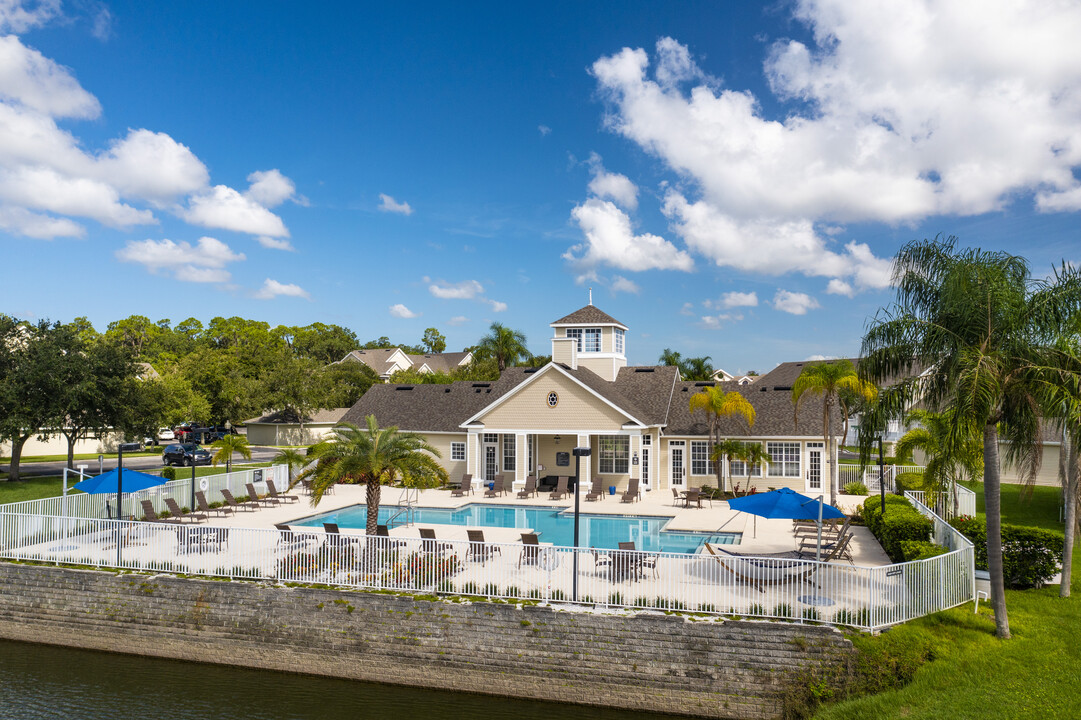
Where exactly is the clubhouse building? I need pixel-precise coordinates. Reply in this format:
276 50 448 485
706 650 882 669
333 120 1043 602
345 303 842 495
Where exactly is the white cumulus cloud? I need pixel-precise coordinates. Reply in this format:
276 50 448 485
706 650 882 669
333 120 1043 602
184 185 290 238
379 193 413 215
587 153 639 211
116 236 245 283
447 316 469 326
245 169 300 208
610 275 641 294
487 299 508 313
721 291 758 308
254 278 310 300
567 197 693 273
0 0 61 34
773 289 820 315
429 279 484 299
389 303 419 318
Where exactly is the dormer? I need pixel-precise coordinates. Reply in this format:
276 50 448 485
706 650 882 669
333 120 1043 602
550 301 628 382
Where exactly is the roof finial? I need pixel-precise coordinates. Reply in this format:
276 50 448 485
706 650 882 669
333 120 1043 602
588 287 593 306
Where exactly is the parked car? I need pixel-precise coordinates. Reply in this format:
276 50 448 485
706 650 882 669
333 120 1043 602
161 443 213 467
144 428 177 446
204 426 240 442
117 441 144 453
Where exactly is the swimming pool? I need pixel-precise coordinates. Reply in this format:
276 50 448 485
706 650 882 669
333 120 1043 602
292 503 741 554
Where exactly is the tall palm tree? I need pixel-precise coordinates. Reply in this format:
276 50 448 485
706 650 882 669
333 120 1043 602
709 438 745 494
689 386 755 492
792 360 878 506
680 356 714 381
658 348 683 369
274 447 309 490
210 434 251 474
861 236 1081 639
894 408 983 515
476 323 528 372
735 441 770 493
299 415 448 534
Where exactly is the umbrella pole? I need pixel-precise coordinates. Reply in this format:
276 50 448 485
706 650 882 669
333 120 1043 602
116 449 123 567
816 495 823 562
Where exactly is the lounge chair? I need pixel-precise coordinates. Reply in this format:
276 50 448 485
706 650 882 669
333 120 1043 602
585 477 604 502
549 476 569 501
484 475 506 498
323 522 363 551
704 543 819 593
518 533 540 568
451 474 473 497
221 488 255 512
419 527 452 555
797 519 852 555
466 529 501 562
799 530 853 562
246 483 278 507
196 490 231 518
620 478 641 503
164 497 207 524
140 499 180 524
176 525 228 554
375 524 407 549
793 517 843 538
267 480 299 504
517 475 537 499
275 523 320 551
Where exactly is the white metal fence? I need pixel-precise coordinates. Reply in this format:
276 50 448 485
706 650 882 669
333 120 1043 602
0 466 975 633
838 464 926 493
905 486 977 519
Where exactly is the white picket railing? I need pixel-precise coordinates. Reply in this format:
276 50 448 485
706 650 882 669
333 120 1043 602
838 464 927 493
0 467 975 633
905 486 977 520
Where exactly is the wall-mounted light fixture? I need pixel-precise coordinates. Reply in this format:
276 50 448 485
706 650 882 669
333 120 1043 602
553 435 561 445
632 452 639 466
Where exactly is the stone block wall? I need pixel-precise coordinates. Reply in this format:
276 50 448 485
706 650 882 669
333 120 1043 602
0 562 853 719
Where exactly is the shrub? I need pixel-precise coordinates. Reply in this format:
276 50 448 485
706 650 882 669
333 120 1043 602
864 495 933 562
949 515 1064 588
899 540 949 561
843 481 869 496
893 472 924 493
161 466 176 481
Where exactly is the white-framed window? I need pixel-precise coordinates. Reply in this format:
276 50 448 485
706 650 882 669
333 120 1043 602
729 442 763 477
690 440 715 476
598 435 630 474
767 441 801 477
583 328 601 352
642 434 651 446
503 435 516 472
483 432 498 443
614 328 625 354
566 328 582 351
450 442 466 461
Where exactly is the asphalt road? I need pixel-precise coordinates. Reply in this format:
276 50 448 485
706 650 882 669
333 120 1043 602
1 446 284 478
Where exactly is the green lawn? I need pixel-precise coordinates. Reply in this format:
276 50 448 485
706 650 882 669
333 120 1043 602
961 481 1064 533
1 449 164 463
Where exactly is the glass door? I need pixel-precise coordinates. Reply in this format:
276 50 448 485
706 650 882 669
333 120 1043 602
484 445 499 481
669 441 685 488
806 442 823 492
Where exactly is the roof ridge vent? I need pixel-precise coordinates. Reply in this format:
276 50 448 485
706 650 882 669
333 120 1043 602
694 381 714 386
395 386 414 391
634 368 655 373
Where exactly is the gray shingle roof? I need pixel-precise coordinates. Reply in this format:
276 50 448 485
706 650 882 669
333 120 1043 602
407 351 471 374
613 365 680 426
243 408 350 425
664 381 843 437
550 305 627 327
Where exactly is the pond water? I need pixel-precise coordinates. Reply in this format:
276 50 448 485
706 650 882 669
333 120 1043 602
0 638 685 720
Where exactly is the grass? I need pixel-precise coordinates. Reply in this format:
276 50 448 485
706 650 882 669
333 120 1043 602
1 448 164 463
961 481 1064 533
812 575 1081 719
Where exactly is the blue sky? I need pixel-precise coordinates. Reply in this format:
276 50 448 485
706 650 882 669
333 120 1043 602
2 0 1080 373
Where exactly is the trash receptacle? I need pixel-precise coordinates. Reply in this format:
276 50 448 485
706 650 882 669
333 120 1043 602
609 486 616 495
488 482 495 490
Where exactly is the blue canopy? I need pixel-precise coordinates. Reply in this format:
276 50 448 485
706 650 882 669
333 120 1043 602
728 487 845 521
73 468 168 495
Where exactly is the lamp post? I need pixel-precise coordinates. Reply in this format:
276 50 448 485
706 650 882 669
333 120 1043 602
116 446 124 567
571 447 591 602
878 437 885 517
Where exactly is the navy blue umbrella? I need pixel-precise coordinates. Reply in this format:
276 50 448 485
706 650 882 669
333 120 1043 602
728 487 845 560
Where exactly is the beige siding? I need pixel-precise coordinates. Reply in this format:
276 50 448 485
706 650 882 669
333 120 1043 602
1 431 125 457
421 433 468 483
477 371 630 431
246 423 336 446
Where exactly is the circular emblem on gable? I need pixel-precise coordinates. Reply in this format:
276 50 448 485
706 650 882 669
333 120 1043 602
547 391 559 407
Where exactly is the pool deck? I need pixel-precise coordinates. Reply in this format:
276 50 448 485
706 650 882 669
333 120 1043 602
209 484 891 567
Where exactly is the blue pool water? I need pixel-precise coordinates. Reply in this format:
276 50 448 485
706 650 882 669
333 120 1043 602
293 503 741 554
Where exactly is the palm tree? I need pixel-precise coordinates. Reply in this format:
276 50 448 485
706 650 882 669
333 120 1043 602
688 386 755 492
298 415 448 534
735 442 770 494
274 447 309 490
710 438 745 494
861 236 1081 639
210 434 251 474
894 409 983 515
680 356 714 381
476 323 528 372
792 360 878 506
658 348 683 369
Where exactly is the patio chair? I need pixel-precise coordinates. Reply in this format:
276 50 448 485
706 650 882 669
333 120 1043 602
275 523 321 552
671 488 681 506
484 475 505 498
703 543 819 593
266 480 299 504
176 525 228 555
246 483 278 507
585 477 604 502
419 527 452 555
518 533 540 569
683 488 701 508
466 529 501 562
164 498 207 524
591 547 612 574
323 522 362 551
451 474 473 497
517 475 538 499
549 476 569 501
613 541 643 580
196 490 232 518
620 478 641 503
221 488 255 512
375 524 407 549
139 499 180 524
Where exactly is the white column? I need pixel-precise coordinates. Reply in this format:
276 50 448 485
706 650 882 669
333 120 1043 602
577 433 591 492
467 431 480 490
515 433 527 490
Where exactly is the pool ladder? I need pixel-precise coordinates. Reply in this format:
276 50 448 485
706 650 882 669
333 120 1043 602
387 486 419 528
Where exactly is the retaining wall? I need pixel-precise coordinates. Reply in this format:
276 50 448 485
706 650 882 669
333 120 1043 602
0 562 854 719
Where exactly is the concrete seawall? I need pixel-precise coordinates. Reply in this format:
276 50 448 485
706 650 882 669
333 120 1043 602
0 562 853 719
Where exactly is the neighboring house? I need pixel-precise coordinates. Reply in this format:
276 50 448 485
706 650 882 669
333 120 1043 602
135 362 160 380
337 347 473 381
243 408 350 446
711 368 756 386
345 303 842 494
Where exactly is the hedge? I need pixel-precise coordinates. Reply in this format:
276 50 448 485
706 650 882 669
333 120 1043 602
864 495 934 562
899 540 949 561
949 515 1064 588
893 472 924 492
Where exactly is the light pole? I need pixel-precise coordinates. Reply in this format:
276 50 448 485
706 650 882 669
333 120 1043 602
878 437 885 517
571 446 591 602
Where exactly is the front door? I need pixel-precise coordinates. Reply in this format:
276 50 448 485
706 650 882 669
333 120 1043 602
484 445 499 481
806 442 823 493
669 441 685 488
641 447 651 490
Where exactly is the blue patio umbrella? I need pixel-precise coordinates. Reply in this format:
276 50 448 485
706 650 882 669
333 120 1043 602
73 468 167 496
728 487 845 560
